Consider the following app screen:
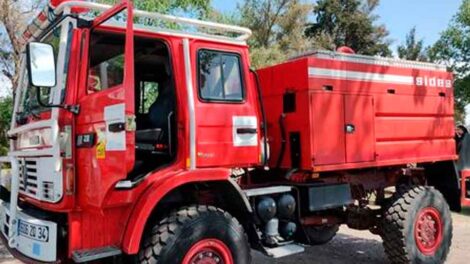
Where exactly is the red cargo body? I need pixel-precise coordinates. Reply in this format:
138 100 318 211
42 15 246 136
258 51 456 172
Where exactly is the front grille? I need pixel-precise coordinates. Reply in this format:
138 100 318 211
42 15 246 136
15 157 62 203
18 159 39 196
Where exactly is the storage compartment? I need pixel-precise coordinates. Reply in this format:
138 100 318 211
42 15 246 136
257 50 456 172
310 93 376 166
304 184 353 211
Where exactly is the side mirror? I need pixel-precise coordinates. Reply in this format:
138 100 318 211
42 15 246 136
26 42 56 88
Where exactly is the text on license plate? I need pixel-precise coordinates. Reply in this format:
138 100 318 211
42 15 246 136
18 220 49 242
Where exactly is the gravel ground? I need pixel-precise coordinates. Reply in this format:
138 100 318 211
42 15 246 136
1 209 469 264
253 209 470 264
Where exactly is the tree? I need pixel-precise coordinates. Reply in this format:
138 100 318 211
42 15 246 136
0 96 12 156
429 0 470 122
0 0 44 92
237 0 313 68
305 0 391 56
98 0 210 18
397 27 428 61
0 0 45 156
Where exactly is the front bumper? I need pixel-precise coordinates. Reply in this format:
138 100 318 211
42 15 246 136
0 201 58 262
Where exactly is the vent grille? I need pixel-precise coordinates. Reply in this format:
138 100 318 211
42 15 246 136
15 157 62 203
18 159 38 196
43 181 54 200
3 212 9 237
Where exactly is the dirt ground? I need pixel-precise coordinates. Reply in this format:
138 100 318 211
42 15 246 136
0 209 469 264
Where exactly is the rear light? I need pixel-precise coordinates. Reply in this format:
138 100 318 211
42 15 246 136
155 144 168 150
65 164 75 195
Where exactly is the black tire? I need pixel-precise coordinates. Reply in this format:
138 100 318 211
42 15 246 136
138 205 251 264
304 224 339 245
381 185 452 264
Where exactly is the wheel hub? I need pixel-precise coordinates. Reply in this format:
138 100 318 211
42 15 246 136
189 250 223 264
414 207 443 255
183 239 233 264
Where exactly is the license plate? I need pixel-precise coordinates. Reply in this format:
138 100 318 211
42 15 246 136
18 220 49 242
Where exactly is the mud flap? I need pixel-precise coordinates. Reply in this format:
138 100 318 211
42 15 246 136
424 161 461 212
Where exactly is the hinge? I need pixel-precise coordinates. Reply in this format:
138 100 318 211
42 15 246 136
77 18 93 29
65 104 80 114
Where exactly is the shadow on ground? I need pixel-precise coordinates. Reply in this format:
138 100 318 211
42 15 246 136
253 232 387 264
459 207 470 216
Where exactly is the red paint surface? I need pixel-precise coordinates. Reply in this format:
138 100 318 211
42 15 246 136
191 41 260 167
257 55 456 171
344 95 375 163
310 93 345 165
182 239 234 264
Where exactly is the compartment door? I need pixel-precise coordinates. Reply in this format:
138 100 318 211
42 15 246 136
344 95 375 163
311 93 346 165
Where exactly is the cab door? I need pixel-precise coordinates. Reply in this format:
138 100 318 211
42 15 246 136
75 1 134 206
191 43 260 167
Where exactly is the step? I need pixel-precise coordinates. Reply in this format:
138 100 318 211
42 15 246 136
263 243 305 258
72 246 121 263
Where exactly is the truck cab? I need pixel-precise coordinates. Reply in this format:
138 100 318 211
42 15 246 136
0 1 261 262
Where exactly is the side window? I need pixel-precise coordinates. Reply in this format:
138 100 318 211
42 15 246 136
198 50 244 102
88 31 125 93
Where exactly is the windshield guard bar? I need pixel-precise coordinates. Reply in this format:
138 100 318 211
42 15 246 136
54 1 252 41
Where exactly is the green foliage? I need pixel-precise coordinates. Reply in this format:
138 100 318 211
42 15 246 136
140 82 158 113
429 0 470 122
237 0 313 68
249 45 287 69
306 0 391 56
97 0 210 18
0 96 13 156
397 27 428 61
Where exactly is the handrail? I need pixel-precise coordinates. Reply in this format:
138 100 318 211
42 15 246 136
53 1 252 41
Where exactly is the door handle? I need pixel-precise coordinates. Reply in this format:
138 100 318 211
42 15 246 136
108 122 125 133
345 124 356 134
236 128 258 134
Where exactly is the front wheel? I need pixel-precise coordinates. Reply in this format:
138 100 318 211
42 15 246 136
381 185 452 264
138 205 251 264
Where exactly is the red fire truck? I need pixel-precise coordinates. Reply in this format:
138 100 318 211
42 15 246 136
0 0 461 263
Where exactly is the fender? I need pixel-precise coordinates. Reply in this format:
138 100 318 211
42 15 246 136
121 168 251 254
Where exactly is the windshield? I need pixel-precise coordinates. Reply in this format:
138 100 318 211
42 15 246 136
17 22 73 119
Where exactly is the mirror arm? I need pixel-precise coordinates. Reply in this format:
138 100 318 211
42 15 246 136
35 86 80 114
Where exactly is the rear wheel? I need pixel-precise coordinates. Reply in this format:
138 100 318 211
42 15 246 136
138 205 251 264
381 185 452 264
304 224 339 245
